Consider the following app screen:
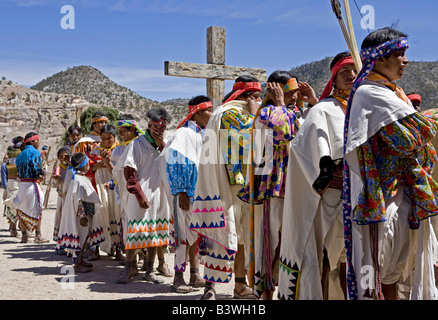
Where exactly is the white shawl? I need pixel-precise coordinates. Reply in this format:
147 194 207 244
278 98 345 300
190 100 251 254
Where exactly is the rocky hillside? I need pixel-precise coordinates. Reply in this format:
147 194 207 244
31 66 190 130
290 58 438 110
0 66 189 163
0 77 93 161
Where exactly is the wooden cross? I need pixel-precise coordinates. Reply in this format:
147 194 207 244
164 26 267 107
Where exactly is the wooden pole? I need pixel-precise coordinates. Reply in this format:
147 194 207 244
44 157 57 210
248 107 263 289
331 0 362 72
343 0 363 72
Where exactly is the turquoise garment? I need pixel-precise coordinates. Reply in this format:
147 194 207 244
16 145 44 179
166 149 197 197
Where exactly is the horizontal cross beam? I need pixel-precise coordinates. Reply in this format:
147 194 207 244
164 61 267 82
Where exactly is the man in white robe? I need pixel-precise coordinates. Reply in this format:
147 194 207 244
278 52 356 300
113 109 171 284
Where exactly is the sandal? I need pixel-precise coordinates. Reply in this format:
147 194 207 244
34 236 49 244
189 272 206 288
233 285 257 300
74 264 93 273
200 287 216 300
172 278 193 294
144 272 165 284
157 260 173 277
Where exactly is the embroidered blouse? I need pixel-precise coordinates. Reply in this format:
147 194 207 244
354 112 438 228
238 105 299 203
220 109 254 186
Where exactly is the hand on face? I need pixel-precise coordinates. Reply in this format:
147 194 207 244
266 82 285 107
149 124 166 146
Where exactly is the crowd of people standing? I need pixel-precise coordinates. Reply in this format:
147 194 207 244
2 26 438 301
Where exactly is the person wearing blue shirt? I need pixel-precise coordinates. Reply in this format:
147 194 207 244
13 132 48 243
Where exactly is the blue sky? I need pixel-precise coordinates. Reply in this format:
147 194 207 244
0 0 437 102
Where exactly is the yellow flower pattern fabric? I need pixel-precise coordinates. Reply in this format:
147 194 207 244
220 110 254 186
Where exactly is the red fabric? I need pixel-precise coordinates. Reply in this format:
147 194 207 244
24 134 39 144
124 167 147 202
176 101 213 129
407 93 422 103
85 159 98 192
222 81 262 104
319 56 355 101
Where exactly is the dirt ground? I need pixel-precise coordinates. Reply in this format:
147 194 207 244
0 187 246 301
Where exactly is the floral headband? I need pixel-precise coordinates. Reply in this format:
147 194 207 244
116 119 145 135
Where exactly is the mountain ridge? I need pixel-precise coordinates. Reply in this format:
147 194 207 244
290 57 438 110
2 57 437 160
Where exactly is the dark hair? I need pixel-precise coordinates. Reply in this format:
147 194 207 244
264 71 299 106
267 70 298 85
91 110 107 120
361 27 408 60
24 132 38 145
68 125 82 135
70 152 87 168
330 51 351 70
57 146 71 158
100 124 117 137
188 95 210 106
147 107 171 123
222 75 260 103
117 114 136 121
12 136 23 145
90 110 108 131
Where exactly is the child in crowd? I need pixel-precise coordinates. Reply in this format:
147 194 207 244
57 152 105 272
52 146 71 254
90 124 125 261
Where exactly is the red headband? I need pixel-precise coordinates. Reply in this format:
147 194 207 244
176 101 213 129
222 81 262 104
24 134 39 144
319 56 355 101
149 119 167 127
407 93 422 103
